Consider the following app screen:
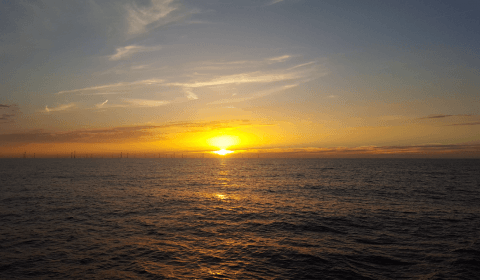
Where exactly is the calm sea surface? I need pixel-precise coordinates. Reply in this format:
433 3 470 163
1 158 479 279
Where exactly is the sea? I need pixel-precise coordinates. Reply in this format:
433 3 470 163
1 158 479 279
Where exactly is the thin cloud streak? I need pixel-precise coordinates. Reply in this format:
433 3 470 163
55 79 165 95
108 45 161 61
254 144 480 157
196 55 294 70
44 103 75 113
0 114 15 121
122 98 170 107
169 71 301 88
0 104 19 123
448 122 480 126
267 0 284 6
125 0 178 35
0 126 164 144
184 89 198 100
419 114 472 119
96 100 108 108
208 84 298 104
268 55 291 62
288 61 316 70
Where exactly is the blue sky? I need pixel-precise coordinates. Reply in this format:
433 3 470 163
1 0 479 156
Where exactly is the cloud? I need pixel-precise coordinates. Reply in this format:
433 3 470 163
55 79 165 95
184 89 198 100
125 0 183 35
0 120 259 144
169 71 301 88
130 64 149 70
96 100 108 108
448 122 480 126
419 114 472 119
0 114 15 121
267 0 284 6
122 98 170 107
0 126 164 144
209 84 298 104
0 104 19 123
44 103 75 113
82 92 126 96
169 58 321 104
108 45 161 61
53 58 320 108
288 61 316 70
252 144 480 158
420 114 454 119
268 55 291 62
418 114 479 126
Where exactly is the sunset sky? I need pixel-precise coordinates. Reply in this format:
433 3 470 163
1 0 479 157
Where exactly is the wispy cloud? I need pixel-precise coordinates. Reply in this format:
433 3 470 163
0 104 19 123
44 103 75 113
54 57 320 109
108 45 161 61
96 100 108 109
82 92 126 96
288 61 316 70
448 122 480 126
268 55 291 62
0 126 164 144
122 98 170 107
267 0 284 6
418 114 479 126
169 71 301 88
420 114 453 119
419 114 472 119
184 89 198 100
56 79 165 95
0 114 16 122
209 84 298 104
130 64 149 70
125 0 182 35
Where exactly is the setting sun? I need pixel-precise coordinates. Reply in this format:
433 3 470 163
213 149 234 156
207 135 240 150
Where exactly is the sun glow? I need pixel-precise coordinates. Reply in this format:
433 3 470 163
207 135 239 150
213 149 234 156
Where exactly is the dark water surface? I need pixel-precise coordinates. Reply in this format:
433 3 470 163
1 158 479 279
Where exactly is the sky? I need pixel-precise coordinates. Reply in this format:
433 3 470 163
1 0 479 157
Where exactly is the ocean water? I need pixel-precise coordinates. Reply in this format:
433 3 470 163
1 158 479 279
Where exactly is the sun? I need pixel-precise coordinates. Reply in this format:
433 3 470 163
207 135 239 149
213 149 234 156
207 135 239 156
